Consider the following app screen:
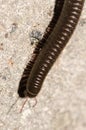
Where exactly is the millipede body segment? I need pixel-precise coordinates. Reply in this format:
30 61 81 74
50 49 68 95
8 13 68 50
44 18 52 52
18 0 85 98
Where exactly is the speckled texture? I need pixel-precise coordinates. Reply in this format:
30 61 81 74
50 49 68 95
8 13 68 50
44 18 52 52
0 0 86 130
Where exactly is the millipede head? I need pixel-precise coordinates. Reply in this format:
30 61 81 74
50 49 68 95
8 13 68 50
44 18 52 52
18 86 37 98
23 89 37 98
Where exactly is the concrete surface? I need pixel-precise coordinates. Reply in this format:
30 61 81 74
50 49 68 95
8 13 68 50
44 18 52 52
0 0 86 130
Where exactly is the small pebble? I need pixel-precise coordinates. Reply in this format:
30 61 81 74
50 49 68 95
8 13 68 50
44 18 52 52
29 30 42 45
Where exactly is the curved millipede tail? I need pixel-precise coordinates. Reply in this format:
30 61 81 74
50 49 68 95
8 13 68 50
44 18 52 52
18 0 85 98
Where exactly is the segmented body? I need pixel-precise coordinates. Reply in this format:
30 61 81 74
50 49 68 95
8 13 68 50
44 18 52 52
18 0 64 97
18 0 85 98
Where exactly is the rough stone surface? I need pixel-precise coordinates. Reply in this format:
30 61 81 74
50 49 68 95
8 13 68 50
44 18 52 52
0 0 86 130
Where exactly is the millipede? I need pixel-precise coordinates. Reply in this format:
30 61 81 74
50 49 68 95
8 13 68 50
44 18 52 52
18 0 85 98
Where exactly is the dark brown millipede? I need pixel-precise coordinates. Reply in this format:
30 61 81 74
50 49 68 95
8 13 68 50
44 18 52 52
18 0 85 98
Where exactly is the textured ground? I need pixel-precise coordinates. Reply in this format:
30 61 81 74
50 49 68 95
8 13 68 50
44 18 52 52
0 0 86 130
